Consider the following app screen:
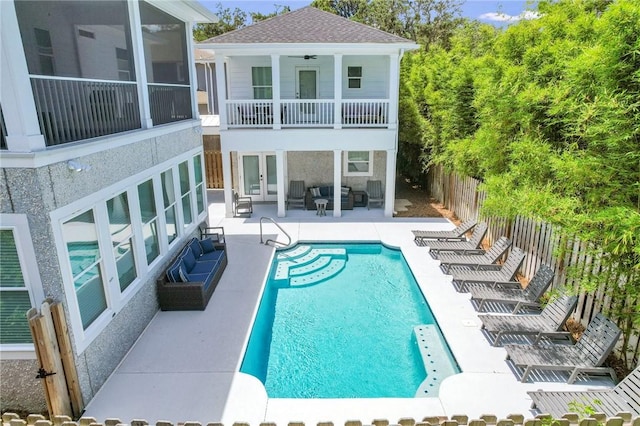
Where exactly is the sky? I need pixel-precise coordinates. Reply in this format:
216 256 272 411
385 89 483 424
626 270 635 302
199 0 539 27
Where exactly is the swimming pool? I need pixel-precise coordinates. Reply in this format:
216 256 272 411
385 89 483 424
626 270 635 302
241 242 459 398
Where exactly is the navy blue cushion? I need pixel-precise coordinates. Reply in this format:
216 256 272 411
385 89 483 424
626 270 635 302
191 260 218 274
166 259 183 282
189 238 203 258
199 238 216 253
200 250 223 262
181 246 197 271
187 273 211 286
178 264 189 282
319 186 332 197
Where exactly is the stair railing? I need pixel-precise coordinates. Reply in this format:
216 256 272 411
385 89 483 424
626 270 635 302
260 217 292 248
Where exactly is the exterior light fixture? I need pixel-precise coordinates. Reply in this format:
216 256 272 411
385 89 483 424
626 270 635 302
67 160 91 172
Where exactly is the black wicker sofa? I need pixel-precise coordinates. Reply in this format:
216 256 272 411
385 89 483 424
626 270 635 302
304 185 354 210
157 229 227 311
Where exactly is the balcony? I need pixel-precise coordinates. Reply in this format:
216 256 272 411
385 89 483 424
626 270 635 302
225 99 390 129
29 77 193 147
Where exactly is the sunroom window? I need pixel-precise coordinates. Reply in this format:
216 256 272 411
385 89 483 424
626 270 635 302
63 210 107 330
137 180 160 264
161 170 178 244
107 193 137 292
194 155 206 215
179 161 193 227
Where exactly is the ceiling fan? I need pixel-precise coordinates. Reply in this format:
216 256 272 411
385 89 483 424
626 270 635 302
288 55 317 60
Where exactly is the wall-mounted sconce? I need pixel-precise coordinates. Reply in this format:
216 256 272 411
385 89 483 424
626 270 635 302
67 160 91 172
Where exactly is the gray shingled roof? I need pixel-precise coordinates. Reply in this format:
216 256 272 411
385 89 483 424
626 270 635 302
203 6 414 44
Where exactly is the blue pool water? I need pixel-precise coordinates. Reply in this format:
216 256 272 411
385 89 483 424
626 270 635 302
240 243 459 398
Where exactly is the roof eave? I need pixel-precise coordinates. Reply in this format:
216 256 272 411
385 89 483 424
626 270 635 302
146 0 218 23
197 42 420 54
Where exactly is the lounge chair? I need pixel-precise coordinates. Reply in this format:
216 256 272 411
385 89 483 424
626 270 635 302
366 180 384 209
478 295 578 345
528 366 640 417
448 247 526 292
233 191 253 217
504 313 622 383
287 180 306 210
437 236 512 274
468 263 555 313
427 223 488 256
412 219 477 243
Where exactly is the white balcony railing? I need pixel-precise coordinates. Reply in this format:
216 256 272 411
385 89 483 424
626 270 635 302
225 99 390 129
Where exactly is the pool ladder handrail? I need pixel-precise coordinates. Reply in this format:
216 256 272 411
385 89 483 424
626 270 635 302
260 217 292 248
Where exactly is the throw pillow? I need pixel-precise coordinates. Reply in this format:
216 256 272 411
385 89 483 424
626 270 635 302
189 238 203 258
166 260 182 282
199 238 216 253
341 186 350 197
178 264 189 282
311 187 321 197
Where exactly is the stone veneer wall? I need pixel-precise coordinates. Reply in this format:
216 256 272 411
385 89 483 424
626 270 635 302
286 151 387 192
0 127 202 413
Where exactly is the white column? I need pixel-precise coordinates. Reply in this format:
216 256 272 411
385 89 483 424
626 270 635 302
333 150 342 217
0 1 46 151
384 149 396 217
271 54 281 130
186 23 199 119
215 55 228 130
128 0 153 128
276 150 286 217
388 53 400 130
333 54 343 129
221 149 234 217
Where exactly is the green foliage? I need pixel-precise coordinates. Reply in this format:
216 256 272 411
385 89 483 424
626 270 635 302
401 0 640 367
193 3 248 41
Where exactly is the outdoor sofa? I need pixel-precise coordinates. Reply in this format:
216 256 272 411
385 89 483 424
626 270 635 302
157 233 227 311
305 185 354 210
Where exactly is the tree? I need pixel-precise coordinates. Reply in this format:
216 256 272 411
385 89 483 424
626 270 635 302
193 3 248 41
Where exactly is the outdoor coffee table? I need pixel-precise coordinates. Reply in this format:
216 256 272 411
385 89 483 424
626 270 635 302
314 198 328 216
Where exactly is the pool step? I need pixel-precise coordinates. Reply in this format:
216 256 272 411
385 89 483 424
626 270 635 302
274 247 347 280
290 258 346 286
413 325 459 397
273 246 348 287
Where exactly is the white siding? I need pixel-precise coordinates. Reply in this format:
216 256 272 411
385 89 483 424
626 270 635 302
343 55 390 99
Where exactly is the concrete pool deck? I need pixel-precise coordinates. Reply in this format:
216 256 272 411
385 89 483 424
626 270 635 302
83 190 615 425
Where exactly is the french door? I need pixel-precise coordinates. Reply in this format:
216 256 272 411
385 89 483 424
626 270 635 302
239 153 277 201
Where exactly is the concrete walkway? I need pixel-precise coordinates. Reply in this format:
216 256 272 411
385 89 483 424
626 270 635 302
83 191 614 425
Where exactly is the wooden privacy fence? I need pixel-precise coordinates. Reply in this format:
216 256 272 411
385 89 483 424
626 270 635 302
27 299 84 418
3 413 639 426
204 150 224 189
426 165 640 365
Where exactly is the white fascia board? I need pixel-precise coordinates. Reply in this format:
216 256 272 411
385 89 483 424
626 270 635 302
197 42 419 56
146 0 218 23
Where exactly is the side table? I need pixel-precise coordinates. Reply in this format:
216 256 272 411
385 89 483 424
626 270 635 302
314 198 328 216
353 190 368 208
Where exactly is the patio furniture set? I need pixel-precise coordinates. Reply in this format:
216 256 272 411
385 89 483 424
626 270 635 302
412 219 625 388
287 179 384 212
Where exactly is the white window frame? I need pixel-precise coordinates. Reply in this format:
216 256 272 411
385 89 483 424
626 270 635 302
347 66 362 89
0 214 45 359
50 148 206 353
343 150 373 177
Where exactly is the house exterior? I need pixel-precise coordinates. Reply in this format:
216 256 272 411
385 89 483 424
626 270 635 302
0 0 215 413
198 7 419 218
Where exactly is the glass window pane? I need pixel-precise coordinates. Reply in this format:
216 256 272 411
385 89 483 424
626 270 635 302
165 205 177 243
348 66 362 77
196 186 205 214
63 210 106 330
0 291 33 344
142 222 160 264
115 241 136 291
179 161 190 195
182 195 193 226
138 180 157 223
252 67 272 86
75 265 106 329
107 193 132 246
193 155 203 184
348 151 369 161
253 87 273 100
0 230 25 288
161 170 176 208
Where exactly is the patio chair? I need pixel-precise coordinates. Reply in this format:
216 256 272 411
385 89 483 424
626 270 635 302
366 180 384 209
468 263 555 313
504 313 622 383
478 295 578 345
287 180 306 210
427 222 488 256
448 247 526 292
233 191 253 217
437 236 512 274
528 366 640 417
412 219 477 243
